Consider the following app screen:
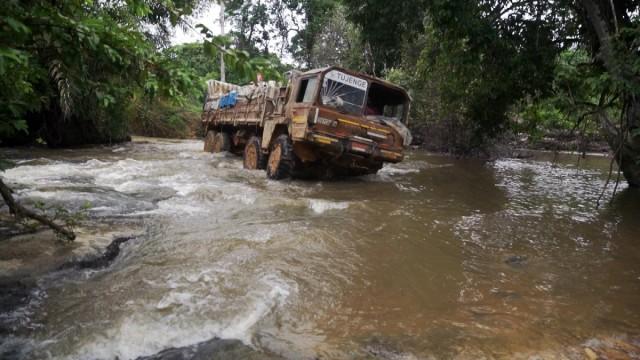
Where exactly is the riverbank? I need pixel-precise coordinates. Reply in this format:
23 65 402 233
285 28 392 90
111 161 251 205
410 123 610 157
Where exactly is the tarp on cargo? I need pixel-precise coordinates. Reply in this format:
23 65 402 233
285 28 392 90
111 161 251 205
204 80 281 111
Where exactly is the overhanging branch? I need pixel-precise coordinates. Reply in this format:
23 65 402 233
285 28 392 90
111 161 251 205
0 178 76 241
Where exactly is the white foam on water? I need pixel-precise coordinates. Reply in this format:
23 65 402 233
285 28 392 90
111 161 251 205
3 162 88 187
158 174 201 196
307 199 349 214
69 314 222 360
177 151 216 160
379 166 420 175
155 291 194 310
85 159 109 166
379 160 433 175
184 270 214 283
216 160 243 169
395 183 422 192
222 192 257 205
245 228 273 243
3 157 155 193
220 274 293 343
92 159 153 191
132 199 208 216
68 274 294 360
109 180 150 193
141 140 203 153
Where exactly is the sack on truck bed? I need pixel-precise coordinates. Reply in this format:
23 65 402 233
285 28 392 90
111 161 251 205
204 80 281 111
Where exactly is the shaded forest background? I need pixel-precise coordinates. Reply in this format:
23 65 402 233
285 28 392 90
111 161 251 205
1 0 639 185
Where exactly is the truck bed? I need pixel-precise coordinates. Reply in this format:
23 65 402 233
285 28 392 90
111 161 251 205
202 80 287 127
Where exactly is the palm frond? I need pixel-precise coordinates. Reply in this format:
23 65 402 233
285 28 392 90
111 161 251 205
48 60 73 118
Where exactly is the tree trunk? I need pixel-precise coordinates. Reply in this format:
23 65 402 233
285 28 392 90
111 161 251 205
581 0 640 187
616 99 640 187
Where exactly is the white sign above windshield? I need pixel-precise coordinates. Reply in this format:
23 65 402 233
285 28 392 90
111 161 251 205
325 70 368 91
321 70 368 115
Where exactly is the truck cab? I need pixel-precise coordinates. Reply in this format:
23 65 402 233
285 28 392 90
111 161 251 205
281 67 412 177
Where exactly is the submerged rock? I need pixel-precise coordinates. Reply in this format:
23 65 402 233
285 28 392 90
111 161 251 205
59 235 136 270
504 255 528 268
0 279 34 335
136 338 284 360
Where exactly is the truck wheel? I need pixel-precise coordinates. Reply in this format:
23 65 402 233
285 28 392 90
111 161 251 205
266 135 294 180
204 130 216 153
213 132 230 153
243 136 266 170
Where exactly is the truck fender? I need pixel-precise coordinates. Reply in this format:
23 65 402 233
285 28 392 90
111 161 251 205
261 119 278 151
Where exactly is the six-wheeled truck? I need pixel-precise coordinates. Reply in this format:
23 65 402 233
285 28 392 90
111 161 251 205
201 66 412 179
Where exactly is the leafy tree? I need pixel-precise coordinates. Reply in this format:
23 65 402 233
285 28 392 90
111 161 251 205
343 0 640 186
517 50 616 147
0 0 203 146
287 0 338 67
308 4 365 70
341 0 427 74
129 39 287 139
225 0 338 68
0 0 287 146
197 24 287 83
577 0 640 186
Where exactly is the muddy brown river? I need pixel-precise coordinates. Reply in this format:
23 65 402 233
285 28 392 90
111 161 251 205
0 138 639 359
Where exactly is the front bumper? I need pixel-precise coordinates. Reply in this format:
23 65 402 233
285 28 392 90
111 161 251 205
307 132 404 163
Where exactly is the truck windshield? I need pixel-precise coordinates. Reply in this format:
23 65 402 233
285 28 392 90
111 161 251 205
320 70 368 115
364 82 408 123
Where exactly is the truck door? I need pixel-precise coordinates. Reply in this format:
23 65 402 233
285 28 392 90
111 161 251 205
289 76 319 140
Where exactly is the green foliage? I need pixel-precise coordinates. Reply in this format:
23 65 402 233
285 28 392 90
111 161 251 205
414 2 560 150
288 0 338 67
128 92 202 139
308 4 365 70
129 36 287 139
342 0 427 74
341 0 615 153
32 200 91 241
225 0 338 67
0 0 203 145
340 0 640 165
0 0 289 145
166 43 221 84
197 24 286 83
516 49 619 142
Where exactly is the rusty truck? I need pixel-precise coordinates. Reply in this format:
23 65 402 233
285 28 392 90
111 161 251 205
201 66 412 179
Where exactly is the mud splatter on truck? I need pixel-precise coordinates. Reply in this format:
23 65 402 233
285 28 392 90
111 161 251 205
202 66 412 179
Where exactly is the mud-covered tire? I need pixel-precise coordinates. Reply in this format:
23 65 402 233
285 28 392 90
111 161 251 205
243 136 266 170
213 132 230 153
203 130 216 153
266 135 294 180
